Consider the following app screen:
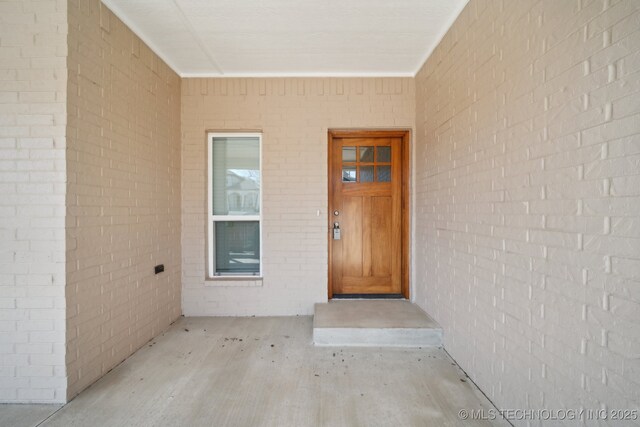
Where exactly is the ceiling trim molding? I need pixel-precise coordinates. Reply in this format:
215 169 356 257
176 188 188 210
412 0 469 76
180 72 416 79
101 0 182 75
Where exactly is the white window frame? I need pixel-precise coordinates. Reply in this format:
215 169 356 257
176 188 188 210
207 132 263 278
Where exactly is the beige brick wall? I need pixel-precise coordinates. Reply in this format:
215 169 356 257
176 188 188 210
182 78 414 315
0 0 68 403
415 0 640 419
66 0 181 399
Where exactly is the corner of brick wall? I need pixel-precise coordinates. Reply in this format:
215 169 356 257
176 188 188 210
0 0 68 403
65 0 182 400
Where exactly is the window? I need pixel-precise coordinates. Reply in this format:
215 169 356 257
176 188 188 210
341 143 392 183
208 133 261 277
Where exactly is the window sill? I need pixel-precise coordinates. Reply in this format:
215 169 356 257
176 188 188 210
205 277 263 287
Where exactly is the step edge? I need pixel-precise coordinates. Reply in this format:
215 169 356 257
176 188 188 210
313 326 443 331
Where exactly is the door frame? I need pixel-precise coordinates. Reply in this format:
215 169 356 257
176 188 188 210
327 129 410 300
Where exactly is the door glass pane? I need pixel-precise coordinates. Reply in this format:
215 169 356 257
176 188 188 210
376 146 391 162
342 147 356 162
342 167 356 182
377 165 391 182
212 137 260 215
360 166 374 182
215 221 260 274
359 146 374 162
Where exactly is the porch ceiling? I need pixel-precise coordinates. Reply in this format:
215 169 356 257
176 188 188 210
100 0 468 77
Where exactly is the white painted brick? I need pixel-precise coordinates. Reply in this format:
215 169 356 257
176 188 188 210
0 377 30 389
0 332 27 345
15 343 52 354
16 365 53 378
28 376 66 390
0 322 16 332
17 388 55 401
16 320 53 332
0 0 67 404
29 353 64 366
0 366 15 377
0 389 17 400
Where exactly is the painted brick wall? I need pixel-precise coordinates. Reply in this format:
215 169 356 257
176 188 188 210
414 0 640 421
0 0 68 403
182 78 414 316
66 0 182 399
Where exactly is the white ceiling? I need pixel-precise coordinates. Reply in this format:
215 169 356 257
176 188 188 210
101 0 468 77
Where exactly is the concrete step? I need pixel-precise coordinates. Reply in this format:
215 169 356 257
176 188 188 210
313 300 442 347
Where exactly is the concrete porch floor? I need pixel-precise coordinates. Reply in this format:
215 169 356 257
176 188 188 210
0 316 506 427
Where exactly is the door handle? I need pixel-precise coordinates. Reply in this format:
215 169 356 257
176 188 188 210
333 222 341 240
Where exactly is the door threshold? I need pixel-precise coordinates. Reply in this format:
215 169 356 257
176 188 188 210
332 294 405 300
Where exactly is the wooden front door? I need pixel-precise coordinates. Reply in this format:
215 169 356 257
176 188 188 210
328 130 409 298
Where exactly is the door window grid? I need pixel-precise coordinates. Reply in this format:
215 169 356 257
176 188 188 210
341 144 392 183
